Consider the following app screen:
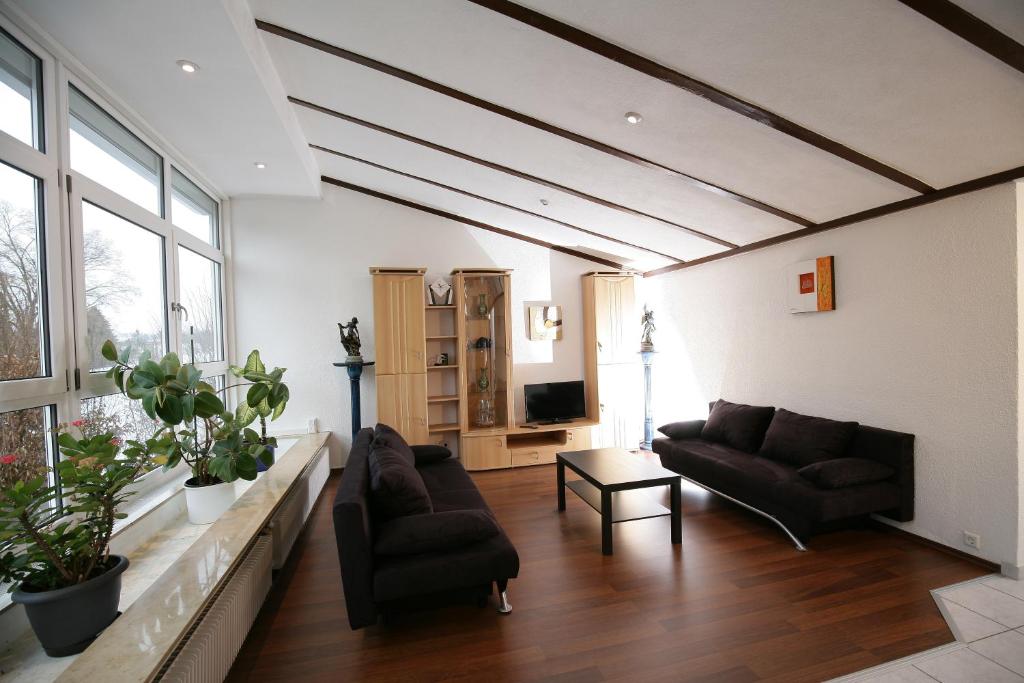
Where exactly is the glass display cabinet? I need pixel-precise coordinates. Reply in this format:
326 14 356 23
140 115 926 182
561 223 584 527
453 269 513 433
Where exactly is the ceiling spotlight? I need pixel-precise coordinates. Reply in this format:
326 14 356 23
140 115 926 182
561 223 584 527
254 162 266 169
177 60 199 74
624 111 643 125
539 198 549 206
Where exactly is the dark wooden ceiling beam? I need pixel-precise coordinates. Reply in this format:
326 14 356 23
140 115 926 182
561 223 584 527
897 0 1024 76
644 165 1024 277
291 96 738 248
256 18 811 226
320 175 626 269
468 0 935 195
312 144 683 263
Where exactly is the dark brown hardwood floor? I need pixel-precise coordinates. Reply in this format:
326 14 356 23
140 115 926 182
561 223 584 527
227 459 986 683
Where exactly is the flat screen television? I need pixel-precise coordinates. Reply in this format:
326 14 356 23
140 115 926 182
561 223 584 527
524 381 586 424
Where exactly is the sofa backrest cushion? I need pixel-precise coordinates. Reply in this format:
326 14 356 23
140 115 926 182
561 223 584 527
760 408 859 467
797 458 895 489
374 423 415 466
701 399 776 453
368 443 433 520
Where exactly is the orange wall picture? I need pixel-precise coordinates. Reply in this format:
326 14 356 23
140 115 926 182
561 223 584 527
787 256 835 313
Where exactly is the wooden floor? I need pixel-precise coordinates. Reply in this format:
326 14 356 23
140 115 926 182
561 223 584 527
227 459 986 683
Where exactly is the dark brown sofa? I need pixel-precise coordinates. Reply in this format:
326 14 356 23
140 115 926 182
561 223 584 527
653 400 914 549
334 427 519 628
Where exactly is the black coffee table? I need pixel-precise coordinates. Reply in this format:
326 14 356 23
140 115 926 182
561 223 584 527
557 448 682 555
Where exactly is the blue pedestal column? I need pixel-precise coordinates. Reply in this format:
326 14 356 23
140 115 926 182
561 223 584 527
334 360 375 441
641 350 655 450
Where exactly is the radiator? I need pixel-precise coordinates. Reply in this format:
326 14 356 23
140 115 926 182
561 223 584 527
157 535 273 682
272 448 330 569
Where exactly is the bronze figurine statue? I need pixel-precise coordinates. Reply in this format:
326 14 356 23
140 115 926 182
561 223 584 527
338 318 362 361
640 306 655 351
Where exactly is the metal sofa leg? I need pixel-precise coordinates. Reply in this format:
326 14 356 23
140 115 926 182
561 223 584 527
496 580 512 614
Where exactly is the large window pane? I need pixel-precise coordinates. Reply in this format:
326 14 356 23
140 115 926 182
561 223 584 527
0 405 55 488
0 161 46 381
83 202 166 370
171 168 218 247
80 392 161 446
0 28 42 150
69 85 162 215
177 247 223 363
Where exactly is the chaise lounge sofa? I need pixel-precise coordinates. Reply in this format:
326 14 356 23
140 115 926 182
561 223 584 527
653 399 914 549
333 425 519 628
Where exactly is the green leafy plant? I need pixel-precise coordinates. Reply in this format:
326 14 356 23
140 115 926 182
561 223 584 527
102 340 271 486
0 422 154 592
229 350 290 450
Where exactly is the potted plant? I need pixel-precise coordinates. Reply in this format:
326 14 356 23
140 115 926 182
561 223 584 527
229 350 290 472
0 421 154 656
103 341 272 524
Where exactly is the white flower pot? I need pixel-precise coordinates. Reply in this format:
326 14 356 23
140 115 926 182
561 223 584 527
183 478 236 525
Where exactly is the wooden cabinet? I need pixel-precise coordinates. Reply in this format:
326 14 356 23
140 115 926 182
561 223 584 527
373 272 426 375
583 272 641 450
461 434 510 470
592 274 637 365
375 373 428 444
372 268 428 445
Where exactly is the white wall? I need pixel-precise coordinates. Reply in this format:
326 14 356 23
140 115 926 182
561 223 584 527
231 183 597 467
644 185 1020 566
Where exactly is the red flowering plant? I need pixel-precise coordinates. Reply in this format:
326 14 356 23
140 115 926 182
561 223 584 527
0 420 158 592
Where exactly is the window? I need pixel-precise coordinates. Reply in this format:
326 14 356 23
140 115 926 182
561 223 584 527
0 27 42 150
172 167 219 247
0 405 57 488
69 85 162 216
82 202 167 370
0 161 47 381
177 246 223 363
80 392 161 446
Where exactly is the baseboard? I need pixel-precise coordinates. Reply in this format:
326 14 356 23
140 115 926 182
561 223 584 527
868 520 1000 572
1000 562 1022 579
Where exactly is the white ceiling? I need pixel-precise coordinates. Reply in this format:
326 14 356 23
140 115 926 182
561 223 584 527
6 0 1023 269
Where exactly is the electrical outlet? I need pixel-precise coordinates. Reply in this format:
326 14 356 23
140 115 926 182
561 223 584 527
307 417 319 434
963 531 981 550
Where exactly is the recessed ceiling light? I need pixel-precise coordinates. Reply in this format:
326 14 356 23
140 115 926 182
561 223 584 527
177 60 199 74
254 162 266 169
624 111 643 125
539 198 549 206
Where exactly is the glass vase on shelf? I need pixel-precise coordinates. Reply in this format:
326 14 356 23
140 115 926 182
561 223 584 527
476 398 495 427
476 293 488 317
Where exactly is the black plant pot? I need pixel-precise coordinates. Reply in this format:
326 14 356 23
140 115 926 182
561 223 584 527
13 554 129 657
255 444 276 472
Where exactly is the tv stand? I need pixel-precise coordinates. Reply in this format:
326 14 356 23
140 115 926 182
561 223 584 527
461 418 598 470
535 418 573 426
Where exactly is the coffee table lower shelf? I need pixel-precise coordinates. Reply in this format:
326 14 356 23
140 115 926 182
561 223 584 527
564 479 671 523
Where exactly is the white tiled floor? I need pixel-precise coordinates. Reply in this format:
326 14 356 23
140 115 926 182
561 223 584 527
830 575 1024 683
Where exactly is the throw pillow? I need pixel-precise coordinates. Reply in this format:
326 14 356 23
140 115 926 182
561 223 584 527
798 458 895 489
411 444 453 465
374 423 415 466
367 444 433 520
657 420 706 440
374 509 500 555
760 408 859 467
700 399 776 453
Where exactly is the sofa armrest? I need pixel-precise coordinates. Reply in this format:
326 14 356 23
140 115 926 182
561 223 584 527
410 444 452 465
374 510 499 556
658 420 706 440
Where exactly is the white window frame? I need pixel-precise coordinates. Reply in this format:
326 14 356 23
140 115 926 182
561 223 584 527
0 8 232 503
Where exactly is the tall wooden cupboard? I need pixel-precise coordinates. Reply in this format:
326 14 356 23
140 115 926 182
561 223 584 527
582 272 643 449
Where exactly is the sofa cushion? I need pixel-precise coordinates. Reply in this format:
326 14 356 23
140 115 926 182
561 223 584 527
760 409 859 467
374 510 500 556
368 444 433 520
373 532 519 603
658 420 706 440
418 458 482 496
798 458 895 489
411 444 453 466
700 399 775 453
374 423 415 466
655 437 801 497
